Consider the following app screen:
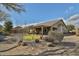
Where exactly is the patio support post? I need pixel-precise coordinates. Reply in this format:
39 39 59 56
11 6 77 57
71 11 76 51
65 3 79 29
76 27 79 36
50 26 53 31
41 26 43 39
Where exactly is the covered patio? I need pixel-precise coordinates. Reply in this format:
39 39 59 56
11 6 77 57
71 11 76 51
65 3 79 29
29 25 51 35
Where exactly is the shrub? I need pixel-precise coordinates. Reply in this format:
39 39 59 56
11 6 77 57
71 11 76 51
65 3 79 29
67 25 75 32
48 30 64 43
35 39 40 43
23 34 40 41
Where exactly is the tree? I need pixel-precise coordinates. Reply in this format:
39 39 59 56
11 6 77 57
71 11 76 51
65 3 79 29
0 3 25 30
67 25 75 31
0 11 9 21
0 25 3 32
4 20 13 34
0 3 25 13
0 3 25 44
0 3 25 23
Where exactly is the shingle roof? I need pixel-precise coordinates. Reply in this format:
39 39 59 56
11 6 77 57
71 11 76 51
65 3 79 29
34 18 63 27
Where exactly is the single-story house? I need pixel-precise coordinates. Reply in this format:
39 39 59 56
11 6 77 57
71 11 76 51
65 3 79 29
29 18 68 35
12 26 23 33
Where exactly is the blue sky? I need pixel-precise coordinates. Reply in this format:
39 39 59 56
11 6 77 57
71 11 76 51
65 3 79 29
2 3 79 26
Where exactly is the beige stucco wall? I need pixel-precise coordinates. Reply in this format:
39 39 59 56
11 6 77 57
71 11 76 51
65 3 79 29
51 21 68 33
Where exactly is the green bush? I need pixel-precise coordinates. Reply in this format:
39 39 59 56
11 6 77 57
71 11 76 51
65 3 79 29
23 34 40 41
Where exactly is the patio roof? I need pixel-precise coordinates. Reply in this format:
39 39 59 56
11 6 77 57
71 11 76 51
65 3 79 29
34 18 64 27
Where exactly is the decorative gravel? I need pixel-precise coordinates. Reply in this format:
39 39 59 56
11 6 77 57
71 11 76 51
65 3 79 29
0 35 79 56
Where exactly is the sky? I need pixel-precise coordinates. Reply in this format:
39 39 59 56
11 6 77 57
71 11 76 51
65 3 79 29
1 3 79 26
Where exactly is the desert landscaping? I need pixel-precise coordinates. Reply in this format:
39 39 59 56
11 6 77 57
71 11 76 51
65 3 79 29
1 3 79 56
0 33 79 56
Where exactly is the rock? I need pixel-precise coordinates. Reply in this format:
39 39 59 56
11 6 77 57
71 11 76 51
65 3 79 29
48 44 56 47
22 42 28 46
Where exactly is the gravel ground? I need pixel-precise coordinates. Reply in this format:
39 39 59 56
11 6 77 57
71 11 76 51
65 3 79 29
0 43 18 52
0 35 79 56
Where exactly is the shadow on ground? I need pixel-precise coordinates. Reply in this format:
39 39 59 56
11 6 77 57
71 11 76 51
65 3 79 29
36 42 76 56
64 32 75 36
55 42 76 49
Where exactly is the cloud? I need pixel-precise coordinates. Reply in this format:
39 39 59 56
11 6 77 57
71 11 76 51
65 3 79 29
69 6 74 10
66 14 79 26
68 14 79 21
65 6 74 14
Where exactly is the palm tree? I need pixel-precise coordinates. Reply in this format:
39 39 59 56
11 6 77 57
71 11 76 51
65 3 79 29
0 3 25 13
0 3 25 21
0 11 9 21
0 4 25 45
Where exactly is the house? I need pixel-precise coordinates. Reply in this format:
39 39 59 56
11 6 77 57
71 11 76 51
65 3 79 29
12 26 23 33
29 18 68 35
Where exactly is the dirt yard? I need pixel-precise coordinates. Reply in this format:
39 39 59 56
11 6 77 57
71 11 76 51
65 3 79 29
0 35 79 56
